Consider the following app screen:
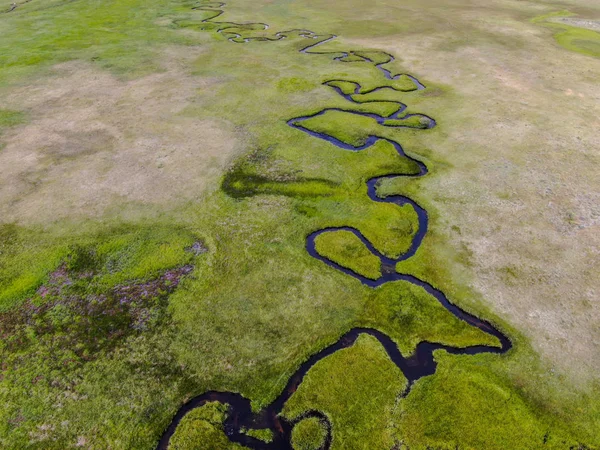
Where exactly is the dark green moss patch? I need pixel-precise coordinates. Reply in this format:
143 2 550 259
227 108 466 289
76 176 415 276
221 144 340 199
222 169 339 199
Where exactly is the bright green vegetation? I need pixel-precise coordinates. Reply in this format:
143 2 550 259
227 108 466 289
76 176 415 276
295 110 378 147
168 403 246 450
0 223 196 310
326 75 420 96
169 197 497 409
0 223 200 448
0 0 207 83
1 0 599 448
293 109 433 148
395 352 599 449
290 417 327 450
221 140 422 259
314 230 381 279
324 80 360 95
351 88 414 104
242 427 273 443
283 334 407 449
532 11 600 58
0 224 66 309
358 281 499 354
277 77 315 93
325 78 418 100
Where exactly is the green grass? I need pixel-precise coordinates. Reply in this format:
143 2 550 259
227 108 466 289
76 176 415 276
0 0 206 84
168 402 246 450
220 140 422 260
314 229 381 279
295 110 376 147
383 115 432 129
358 281 499 354
352 88 413 104
242 427 273 443
294 108 433 148
0 223 197 311
532 11 600 58
394 352 598 449
0 220 202 448
0 0 599 448
290 417 327 450
0 109 25 131
277 77 315 93
283 334 407 449
0 224 68 310
322 75 420 96
0 109 25 148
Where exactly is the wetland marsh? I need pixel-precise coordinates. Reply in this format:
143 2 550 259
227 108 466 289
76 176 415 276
0 0 599 448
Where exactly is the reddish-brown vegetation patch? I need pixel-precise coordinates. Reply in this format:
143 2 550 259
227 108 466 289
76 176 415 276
0 264 193 360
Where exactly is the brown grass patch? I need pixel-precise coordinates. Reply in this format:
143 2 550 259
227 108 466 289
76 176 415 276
0 48 242 223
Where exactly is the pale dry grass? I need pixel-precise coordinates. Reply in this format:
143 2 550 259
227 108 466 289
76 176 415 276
345 0 600 384
0 48 242 223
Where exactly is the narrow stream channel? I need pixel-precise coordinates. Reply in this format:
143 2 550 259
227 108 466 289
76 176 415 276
157 3 512 449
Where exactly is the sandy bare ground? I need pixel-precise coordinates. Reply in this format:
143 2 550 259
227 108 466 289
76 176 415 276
0 50 241 223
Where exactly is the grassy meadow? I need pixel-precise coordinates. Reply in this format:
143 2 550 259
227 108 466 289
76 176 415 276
532 11 600 58
0 0 599 448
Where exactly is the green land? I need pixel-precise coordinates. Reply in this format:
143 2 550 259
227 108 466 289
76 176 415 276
0 0 599 449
